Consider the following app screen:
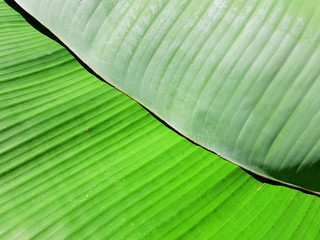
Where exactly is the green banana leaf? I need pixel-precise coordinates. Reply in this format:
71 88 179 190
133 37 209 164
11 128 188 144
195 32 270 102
9 0 320 193
1 1 319 239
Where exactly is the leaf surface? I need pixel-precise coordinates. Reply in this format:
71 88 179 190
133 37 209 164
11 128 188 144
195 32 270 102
1 2 320 239
11 0 320 192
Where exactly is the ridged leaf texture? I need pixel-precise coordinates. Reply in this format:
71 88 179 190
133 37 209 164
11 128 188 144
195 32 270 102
1 1 320 239
10 0 320 192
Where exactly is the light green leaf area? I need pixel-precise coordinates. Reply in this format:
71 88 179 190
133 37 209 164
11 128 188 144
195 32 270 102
1 2 320 240
12 0 320 192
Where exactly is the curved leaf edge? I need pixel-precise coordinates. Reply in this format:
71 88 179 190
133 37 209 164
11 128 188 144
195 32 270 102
9 0 319 197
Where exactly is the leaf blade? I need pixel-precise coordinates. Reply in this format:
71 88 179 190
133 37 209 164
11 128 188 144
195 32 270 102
1 2 320 239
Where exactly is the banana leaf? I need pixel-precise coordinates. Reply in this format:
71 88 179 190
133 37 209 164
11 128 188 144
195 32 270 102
8 0 320 193
1 1 319 239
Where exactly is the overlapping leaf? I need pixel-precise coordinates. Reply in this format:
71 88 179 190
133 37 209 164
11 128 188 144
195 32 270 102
10 0 320 192
1 2 320 239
